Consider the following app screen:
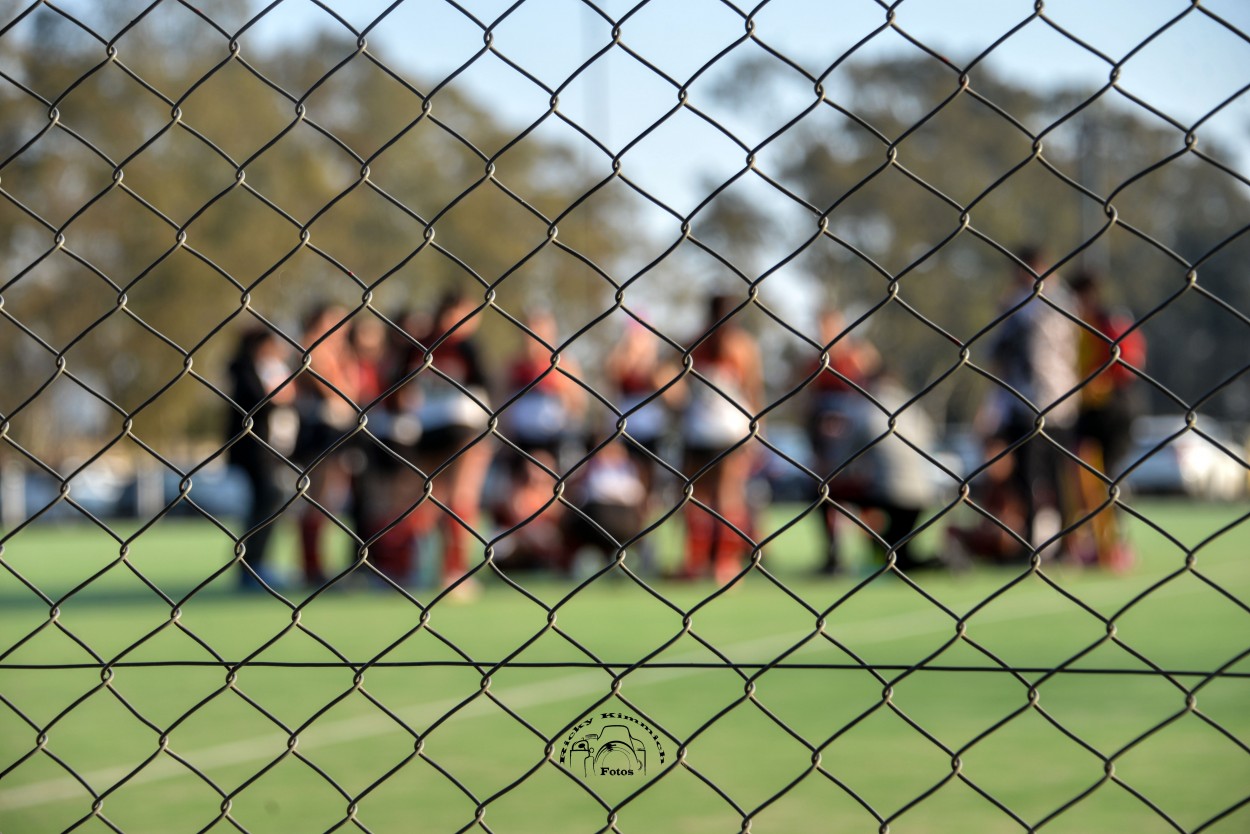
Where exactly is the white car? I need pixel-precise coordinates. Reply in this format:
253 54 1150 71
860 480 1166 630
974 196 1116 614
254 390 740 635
1123 416 1248 501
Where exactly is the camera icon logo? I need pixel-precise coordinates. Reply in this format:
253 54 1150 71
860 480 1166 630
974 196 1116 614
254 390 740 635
559 711 665 778
569 723 647 777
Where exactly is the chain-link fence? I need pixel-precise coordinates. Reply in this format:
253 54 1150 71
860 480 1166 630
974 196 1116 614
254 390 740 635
2 0 1248 831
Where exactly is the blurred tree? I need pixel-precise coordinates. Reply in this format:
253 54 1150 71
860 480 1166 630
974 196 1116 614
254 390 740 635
700 52 1250 425
0 1 624 463
3 10 1247 468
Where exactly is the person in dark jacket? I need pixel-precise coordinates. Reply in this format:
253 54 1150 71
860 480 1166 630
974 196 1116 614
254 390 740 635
226 327 297 590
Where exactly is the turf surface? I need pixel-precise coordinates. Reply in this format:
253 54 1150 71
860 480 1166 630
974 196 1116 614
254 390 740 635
1 499 1247 833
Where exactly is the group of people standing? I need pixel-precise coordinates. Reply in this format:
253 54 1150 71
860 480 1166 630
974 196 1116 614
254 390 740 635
947 247 1145 569
224 252 1144 594
224 292 767 593
804 246 1145 575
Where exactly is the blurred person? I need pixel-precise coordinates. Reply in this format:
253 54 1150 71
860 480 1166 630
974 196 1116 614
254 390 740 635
607 316 676 465
832 368 943 572
1068 269 1145 570
945 433 1031 565
563 436 650 577
378 307 429 450
225 326 298 590
293 303 361 588
349 314 391 406
487 449 566 574
605 315 679 567
679 293 763 584
374 293 493 594
343 314 391 569
804 307 881 575
501 310 586 465
983 246 1080 560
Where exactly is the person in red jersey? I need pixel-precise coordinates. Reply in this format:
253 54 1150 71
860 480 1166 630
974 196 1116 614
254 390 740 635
679 294 763 585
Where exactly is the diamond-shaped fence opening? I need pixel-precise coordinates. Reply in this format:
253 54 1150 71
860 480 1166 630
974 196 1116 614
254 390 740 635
2 1 1249 831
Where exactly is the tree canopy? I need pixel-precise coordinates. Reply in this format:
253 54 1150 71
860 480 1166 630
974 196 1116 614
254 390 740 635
694 49 1250 424
0 2 624 460
2 4 1247 465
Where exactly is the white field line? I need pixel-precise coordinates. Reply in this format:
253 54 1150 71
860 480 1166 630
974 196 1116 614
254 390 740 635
1 569 1242 812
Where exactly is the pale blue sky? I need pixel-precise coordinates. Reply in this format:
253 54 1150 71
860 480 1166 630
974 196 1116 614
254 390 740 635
62 0 1238 335
246 0 1248 335
5 0 1248 385
242 0 1250 143
228 0 1250 214
14 0 1249 328
23 0 1250 203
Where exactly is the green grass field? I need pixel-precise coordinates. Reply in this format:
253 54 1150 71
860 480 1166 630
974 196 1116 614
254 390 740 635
1 499 1247 833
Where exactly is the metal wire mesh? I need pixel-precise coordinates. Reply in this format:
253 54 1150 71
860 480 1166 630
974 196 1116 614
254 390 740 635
2 0 1249 831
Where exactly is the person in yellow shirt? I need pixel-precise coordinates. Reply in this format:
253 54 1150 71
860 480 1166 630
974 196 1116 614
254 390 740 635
1069 270 1146 570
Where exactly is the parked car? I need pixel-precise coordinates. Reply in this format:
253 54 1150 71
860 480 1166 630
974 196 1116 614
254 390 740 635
1123 416 1248 501
117 465 252 520
0 464 130 525
0 461 253 526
